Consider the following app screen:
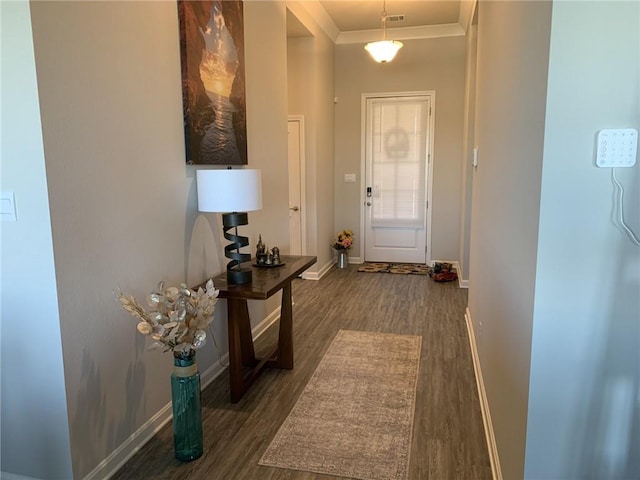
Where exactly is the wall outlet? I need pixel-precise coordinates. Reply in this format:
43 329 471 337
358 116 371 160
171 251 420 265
596 129 638 167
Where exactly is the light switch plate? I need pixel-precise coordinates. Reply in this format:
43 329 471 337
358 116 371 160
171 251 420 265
1 192 17 221
344 173 356 183
596 129 638 167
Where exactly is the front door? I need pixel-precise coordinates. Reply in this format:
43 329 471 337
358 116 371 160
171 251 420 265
364 94 432 263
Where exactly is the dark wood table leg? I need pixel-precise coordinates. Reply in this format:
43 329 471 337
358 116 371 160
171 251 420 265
235 299 257 366
200 256 316 403
277 282 294 369
227 298 256 403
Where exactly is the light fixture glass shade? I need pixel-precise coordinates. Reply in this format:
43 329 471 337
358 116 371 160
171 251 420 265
365 40 403 63
196 169 262 213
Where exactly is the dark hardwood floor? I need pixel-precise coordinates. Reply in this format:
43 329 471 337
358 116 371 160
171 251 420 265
111 265 492 480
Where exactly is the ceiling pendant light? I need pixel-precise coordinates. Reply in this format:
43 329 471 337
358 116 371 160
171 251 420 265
364 0 403 63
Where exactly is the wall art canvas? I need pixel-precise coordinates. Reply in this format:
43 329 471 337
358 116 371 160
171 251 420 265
178 0 247 165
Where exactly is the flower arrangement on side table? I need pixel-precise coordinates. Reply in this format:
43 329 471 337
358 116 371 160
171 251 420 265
117 279 220 358
332 229 353 250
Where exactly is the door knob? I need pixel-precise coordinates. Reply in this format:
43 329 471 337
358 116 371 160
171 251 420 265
366 202 371 206
289 206 300 212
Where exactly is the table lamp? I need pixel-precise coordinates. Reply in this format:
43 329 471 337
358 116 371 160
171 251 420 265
196 168 262 285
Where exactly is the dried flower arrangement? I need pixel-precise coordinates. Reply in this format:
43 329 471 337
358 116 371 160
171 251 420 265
117 279 219 357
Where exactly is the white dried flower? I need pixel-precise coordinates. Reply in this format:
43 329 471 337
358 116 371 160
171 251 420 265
117 279 218 355
137 322 153 335
193 330 207 348
164 286 179 302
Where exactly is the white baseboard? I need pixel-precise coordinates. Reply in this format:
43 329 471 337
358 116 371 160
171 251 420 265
451 261 469 288
464 307 502 480
347 256 363 264
430 258 457 268
83 400 173 480
84 309 282 480
1 473 42 480
301 258 333 280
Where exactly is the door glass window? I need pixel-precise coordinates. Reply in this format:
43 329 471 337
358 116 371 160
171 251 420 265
369 97 427 227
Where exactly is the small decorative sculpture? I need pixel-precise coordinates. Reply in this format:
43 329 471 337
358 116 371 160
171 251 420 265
256 235 268 265
254 235 283 266
256 234 266 255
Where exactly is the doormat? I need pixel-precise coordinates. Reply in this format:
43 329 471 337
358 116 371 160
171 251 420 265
357 262 431 275
357 262 458 281
259 330 421 480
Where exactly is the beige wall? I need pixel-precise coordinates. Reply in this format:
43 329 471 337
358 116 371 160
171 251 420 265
458 18 477 283
286 3 336 271
469 1 552 478
314 34 336 269
526 2 640 477
0 1 74 477
287 35 316 253
26 1 318 477
334 36 466 262
471 2 640 478
31 3 191 476
245 2 289 254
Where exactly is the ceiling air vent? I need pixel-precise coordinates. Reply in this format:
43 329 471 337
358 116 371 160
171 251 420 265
386 14 406 22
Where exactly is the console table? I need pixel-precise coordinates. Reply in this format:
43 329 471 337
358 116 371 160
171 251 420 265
208 255 316 403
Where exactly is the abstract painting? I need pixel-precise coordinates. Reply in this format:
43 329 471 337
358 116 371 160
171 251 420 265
178 0 247 165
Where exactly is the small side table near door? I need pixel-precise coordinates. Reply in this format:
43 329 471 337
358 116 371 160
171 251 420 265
208 255 316 403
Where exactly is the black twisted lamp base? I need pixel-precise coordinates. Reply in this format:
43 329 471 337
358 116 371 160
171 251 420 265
222 212 252 285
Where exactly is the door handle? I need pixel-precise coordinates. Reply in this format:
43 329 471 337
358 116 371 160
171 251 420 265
366 202 372 206
289 206 300 212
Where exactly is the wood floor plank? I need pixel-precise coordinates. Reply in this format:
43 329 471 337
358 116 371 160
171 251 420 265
111 265 491 480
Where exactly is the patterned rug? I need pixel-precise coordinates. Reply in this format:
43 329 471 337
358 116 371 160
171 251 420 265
357 262 431 275
259 330 422 480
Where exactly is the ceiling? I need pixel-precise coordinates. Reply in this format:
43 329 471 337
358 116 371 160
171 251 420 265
319 1 461 32
287 1 470 42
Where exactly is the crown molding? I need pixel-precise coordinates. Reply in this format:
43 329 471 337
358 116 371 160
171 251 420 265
287 1 340 42
288 2 468 45
458 0 478 33
336 23 465 44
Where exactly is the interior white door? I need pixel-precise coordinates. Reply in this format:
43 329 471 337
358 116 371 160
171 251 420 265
364 95 431 263
287 118 303 255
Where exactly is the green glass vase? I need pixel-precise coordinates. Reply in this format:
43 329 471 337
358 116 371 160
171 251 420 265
171 352 203 461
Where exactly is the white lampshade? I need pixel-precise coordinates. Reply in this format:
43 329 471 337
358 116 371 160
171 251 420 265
196 169 262 213
365 40 403 63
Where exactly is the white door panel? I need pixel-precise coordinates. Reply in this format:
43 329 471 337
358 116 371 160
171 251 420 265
287 118 303 255
371 227 421 248
364 94 432 264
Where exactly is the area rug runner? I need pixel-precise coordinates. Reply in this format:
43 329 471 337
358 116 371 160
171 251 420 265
357 262 431 275
259 330 422 480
